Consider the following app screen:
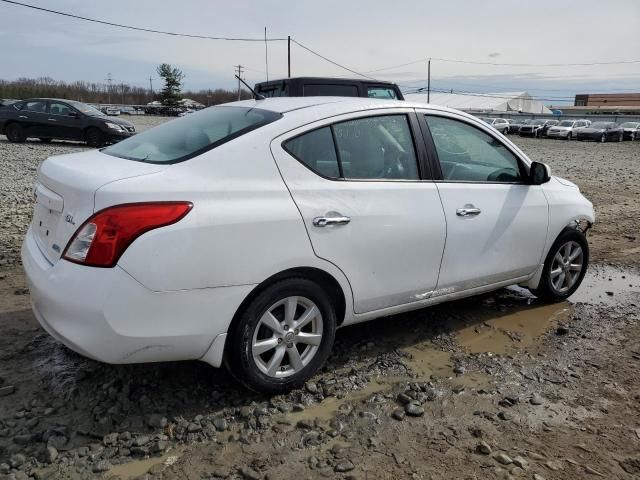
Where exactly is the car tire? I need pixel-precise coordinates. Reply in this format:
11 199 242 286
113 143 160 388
39 138 52 143
618 133 623 142
600 134 606 143
530 227 589 303
5 123 26 143
225 277 337 393
85 128 105 148
567 133 572 141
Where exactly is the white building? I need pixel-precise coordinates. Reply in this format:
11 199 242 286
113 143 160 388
405 91 551 114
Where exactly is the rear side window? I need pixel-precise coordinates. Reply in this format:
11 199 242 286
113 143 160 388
367 87 398 99
284 115 419 181
303 84 359 97
24 101 47 112
104 106 282 164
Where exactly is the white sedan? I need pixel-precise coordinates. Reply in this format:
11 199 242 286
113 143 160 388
22 97 594 392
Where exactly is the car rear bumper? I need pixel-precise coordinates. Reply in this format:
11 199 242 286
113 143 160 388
22 226 254 367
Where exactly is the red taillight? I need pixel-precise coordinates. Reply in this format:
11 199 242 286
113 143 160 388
63 202 192 267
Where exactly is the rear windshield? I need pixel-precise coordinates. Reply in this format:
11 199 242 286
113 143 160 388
103 106 282 163
303 84 359 96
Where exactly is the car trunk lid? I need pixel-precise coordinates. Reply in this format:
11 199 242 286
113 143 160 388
32 150 168 264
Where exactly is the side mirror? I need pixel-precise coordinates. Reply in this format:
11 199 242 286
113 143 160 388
530 161 551 185
69 111 79 118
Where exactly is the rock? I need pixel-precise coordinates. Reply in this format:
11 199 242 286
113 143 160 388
305 382 319 394
296 419 315 429
133 435 151 446
530 394 544 405
334 460 355 473
533 475 546 480
0 386 15 397
9 453 26 468
453 365 466 374
404 403 424 417
391 408 405 421
47 435 67 450
92 460 112 473
494 453 513 465
151 440 169 453
396 393 412 405
213 418 228 432
145 414 167 429
584 466 605 476
103 432 119 445
512 456 528 469
239 465 262 480
476 441 492 455
240 406 254 418
555 325 570 335
498 411 513 421
187 422 202 433
44 446 58 463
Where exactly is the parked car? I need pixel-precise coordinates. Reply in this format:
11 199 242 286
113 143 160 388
519 119 560 138
102 106 121 116
619 121 640 140
546 119 591 140
538 120 559 137
480 117 509 134
22 97 594 393
255 77 404 100
575 122 624 142
504 118 525 134
0 98 135 147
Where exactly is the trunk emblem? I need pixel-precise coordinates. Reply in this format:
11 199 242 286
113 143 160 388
65 214 76 226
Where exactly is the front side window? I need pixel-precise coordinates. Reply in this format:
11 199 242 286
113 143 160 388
104 106 282 164
49 102 73 116
367 87 398 99
425 115 522 183
284 115 419 180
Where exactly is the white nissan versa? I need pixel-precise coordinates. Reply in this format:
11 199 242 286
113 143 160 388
22 97 594 393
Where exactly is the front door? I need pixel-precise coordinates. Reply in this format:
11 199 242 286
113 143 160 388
47 101 82 140
271 110 447 314
420 112 549 295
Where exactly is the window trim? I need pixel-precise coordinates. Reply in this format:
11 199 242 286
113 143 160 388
281 112 428 183
419 112 530 185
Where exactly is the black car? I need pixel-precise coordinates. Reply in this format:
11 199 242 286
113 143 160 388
519 119 557 138
506 118 530 134
254 77 404 100
539 119 559 137
575 122 624 143
0 98 135 147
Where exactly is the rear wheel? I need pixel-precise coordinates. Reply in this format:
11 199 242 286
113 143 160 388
85 128 105 147
530 228 589 303
5 123 26 143
225 278 337 393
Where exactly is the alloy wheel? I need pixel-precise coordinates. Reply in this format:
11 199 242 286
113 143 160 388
251 296 323 378
549 241 584 293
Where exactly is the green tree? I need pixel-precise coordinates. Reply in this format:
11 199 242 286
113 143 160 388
156 63 184 106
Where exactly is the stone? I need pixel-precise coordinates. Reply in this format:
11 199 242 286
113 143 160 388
44 446 58 463
494 453 513 465
92 460 112 473
512 456 528 469
533 475 546 480
334 460 355 473
0 386 15 397
404 403 424 417
145 414 167 429
391 408 405 421
213 418 228 432
239 465 262 480
498 411 513 421
476 441 492 455
530 394 544 405
47 435 67 450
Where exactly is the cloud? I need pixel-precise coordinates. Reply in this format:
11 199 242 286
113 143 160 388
488 52 501 58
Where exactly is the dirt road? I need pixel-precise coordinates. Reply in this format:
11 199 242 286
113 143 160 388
0 126 639 479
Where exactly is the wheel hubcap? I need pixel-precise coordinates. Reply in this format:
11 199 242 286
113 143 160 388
251 296 323 378
549 241 584 293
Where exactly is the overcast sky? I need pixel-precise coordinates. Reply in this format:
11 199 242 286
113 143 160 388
1 0 639 104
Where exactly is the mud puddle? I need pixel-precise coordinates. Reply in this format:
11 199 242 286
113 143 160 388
106 450 182 479
569 265 640 305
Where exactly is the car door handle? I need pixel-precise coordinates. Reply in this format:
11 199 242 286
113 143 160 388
47 118 57 122
19 115 27 119
456 206 482 217
312 214 351 227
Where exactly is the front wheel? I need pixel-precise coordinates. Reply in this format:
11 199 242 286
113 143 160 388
85 128 105 148
225 278 337 393
5 123 26 143
530 228 589 303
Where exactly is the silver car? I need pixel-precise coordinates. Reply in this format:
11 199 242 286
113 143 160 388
546 119 591 140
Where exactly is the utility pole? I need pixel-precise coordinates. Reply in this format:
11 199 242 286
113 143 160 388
235 65 244 100
287 35 291 78
264 27 269 82
427 58 431 103
149 76 154 98
106 72 113 104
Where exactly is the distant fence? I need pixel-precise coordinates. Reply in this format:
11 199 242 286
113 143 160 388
470 111 640 123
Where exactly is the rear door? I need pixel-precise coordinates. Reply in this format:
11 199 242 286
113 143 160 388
271 109 447 314
19 100 50 137
419 111 549 295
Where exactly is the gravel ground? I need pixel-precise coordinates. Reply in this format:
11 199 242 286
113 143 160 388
0 123 639 479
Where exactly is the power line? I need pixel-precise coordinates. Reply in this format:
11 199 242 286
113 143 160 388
0 0 287 42
290 39 377 80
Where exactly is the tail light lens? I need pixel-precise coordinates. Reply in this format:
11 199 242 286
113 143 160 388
63 202 192 267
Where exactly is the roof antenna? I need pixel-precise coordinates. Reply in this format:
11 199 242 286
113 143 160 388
235 74 265 100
